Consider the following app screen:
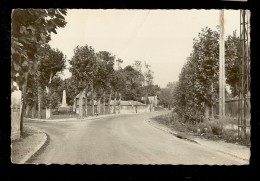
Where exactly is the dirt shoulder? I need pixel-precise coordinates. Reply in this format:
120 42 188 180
11 123 47 164
148 117 250 162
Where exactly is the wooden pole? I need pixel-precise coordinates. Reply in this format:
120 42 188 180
219 9 225 120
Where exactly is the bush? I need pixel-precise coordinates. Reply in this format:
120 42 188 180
209 120 224 135
196 121 212 134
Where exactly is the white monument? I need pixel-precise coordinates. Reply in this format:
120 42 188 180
61 90 67 107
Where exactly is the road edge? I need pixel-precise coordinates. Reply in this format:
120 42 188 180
146 118 249 162
145 119 199 144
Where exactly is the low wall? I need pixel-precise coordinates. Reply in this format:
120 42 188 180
75 104 152 115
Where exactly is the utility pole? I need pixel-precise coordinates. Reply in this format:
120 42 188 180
219 9 225 120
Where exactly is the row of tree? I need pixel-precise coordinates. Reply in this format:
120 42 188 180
171 27 241 122
67 45 160 118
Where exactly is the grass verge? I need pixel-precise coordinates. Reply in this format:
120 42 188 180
152 112 250 147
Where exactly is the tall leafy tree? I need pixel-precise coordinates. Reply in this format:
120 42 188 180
110 69 127 113
96 51 115 114
143 62 154 86
120 65 144 101
158 88 172 108
69 45 97 118
225 31 241 97
38 47 66 118
63 77 78 106
48 76 64 109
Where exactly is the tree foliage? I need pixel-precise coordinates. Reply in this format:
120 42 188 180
37 47 66 88
11 9 67 89
225 31 241 97
95 51 116 96
69 45 97 91
120 65 144 101
158 82 176 108
159 88 172 108
143 62 154 86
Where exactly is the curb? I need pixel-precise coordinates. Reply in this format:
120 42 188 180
18 127 48 164
26 113 124 122
146 119 199 144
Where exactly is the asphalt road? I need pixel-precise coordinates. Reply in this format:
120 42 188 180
27 112 247 165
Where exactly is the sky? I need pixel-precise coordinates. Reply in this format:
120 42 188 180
49 9 241 88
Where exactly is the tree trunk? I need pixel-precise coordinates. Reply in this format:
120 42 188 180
45 72 53 120
38 86 41 119
211 83 214 119
91 83 94 116
102 91 106 114
85 85 88 117
118 92 121 114
78 91 83 119
25 104 30 118
113 91 117 114
97 97 101 115
108 89 112 114
45 86 51 119
20 72 28 134
32 103 36 118
211 104 214 119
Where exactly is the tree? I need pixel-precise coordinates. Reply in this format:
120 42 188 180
96 51 116 114
173 27 219 122
133 60 143 75
158 88 172 108
24 73 38 117
64 77 79 106
69 45 97 118
38 47 66 118
119 65 144 101
225 31 241 97
11 9 67 132
142 62 156 103
110 69 127 113
48 76 63 109
158 82 176 109
143 62 154 86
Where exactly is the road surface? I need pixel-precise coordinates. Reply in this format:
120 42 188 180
27 112 247 165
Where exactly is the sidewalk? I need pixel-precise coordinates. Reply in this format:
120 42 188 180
147 119 250 162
